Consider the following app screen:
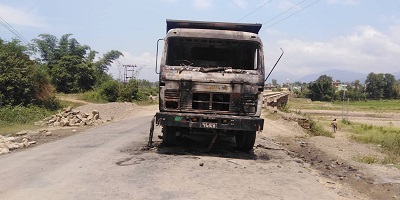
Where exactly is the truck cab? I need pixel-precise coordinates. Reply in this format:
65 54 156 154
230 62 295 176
156 19 265 151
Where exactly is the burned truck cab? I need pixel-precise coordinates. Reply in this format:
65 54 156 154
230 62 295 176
156 19 265 151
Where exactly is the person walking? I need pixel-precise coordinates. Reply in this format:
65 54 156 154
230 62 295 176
331 119 338 133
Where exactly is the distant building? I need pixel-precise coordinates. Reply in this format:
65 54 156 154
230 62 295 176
332 81 347 92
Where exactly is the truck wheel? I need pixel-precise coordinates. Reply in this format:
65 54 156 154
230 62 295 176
235 131 256 151
162 126 176 147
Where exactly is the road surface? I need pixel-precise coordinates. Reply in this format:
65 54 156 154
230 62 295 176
0 106 360 200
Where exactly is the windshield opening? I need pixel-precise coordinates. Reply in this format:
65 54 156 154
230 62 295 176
166 37 260 70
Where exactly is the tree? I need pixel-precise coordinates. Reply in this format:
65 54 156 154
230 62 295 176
345 80 365 101
383 73 397 99
364 72 400 100
0 38 54 106
33 34 123 93
271 79 278 86
307 75 335 101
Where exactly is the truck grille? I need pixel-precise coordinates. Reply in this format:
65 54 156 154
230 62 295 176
192 93 230 111
165 90 180 109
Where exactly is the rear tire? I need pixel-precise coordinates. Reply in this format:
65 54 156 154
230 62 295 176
235 131 256 151
162 126 176 147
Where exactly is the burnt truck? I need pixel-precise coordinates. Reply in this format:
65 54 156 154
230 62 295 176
155 19 265 151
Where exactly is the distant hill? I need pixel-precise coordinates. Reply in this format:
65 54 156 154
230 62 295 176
265 70 297 85
298 69 367 83
394 72 400 80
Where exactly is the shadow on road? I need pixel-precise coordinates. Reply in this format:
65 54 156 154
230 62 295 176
152 135 264 160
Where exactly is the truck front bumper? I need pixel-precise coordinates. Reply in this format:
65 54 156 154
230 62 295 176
156 112 264 132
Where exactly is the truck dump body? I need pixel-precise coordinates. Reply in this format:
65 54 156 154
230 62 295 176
156 19 265 151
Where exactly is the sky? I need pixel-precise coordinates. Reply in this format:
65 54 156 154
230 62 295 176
1 0 400 83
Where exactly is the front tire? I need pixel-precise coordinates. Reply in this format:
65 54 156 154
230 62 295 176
235 131 256 151
162 126 176 147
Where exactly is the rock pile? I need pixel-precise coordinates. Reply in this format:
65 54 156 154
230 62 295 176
37 106 106 127
0 131 37 155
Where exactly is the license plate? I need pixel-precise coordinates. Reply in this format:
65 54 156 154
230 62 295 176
202 122 217 129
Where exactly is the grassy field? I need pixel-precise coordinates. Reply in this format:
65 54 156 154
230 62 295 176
288 98 400 113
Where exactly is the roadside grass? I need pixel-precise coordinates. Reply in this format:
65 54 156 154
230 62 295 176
289 98 400 113
353 154 399 167
0 105 53 135
80 91 108 103
353 155 379 164
307 115 334 138
0 97 85 136
344 122 400 155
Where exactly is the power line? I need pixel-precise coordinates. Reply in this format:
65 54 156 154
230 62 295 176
236 0 274 22
262 0 321 31
262 0 307 25
0 16 29 44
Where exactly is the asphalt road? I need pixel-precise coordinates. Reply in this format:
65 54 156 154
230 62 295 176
0 108 353 200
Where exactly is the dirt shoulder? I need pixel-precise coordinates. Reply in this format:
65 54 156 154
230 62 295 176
266 110 400 199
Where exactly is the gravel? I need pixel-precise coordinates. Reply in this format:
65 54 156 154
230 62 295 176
75 102 139 121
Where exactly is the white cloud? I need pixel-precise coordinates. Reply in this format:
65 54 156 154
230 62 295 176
327 0 359 6
233 0 248 9
0 4 45 27
264 25 400 79
193 0 213 9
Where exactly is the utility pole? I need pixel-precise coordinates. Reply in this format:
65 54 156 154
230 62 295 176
122 64 136 83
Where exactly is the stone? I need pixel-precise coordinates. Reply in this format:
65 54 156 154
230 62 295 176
92 110 99 115
5 142 19 150
28 141 37 145
0 147 10 154
15 131 28 136
16 143 24 148
64 106 72 112
23 141 30 148
23 135 32 140
93 114 99 120
6 137 16 142
48 119 56 124
87 114 94 121
79 121 86 127
53 122 61 126
46 131 52 136
22 138 28 143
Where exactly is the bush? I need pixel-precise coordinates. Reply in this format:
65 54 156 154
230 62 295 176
118 79 138 102
81 90 107 103
99 80 120 102
308 116 334 137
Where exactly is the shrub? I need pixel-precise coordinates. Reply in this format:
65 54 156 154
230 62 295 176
118 79 138 102
308 116 334 137
99 80 120 102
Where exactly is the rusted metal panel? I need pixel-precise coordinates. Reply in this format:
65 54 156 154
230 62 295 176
166 19 262 34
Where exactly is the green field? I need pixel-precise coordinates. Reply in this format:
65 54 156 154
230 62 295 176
288 98 400 113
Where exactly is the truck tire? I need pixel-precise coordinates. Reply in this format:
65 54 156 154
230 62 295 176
235 131 256 151
162 126 176 147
